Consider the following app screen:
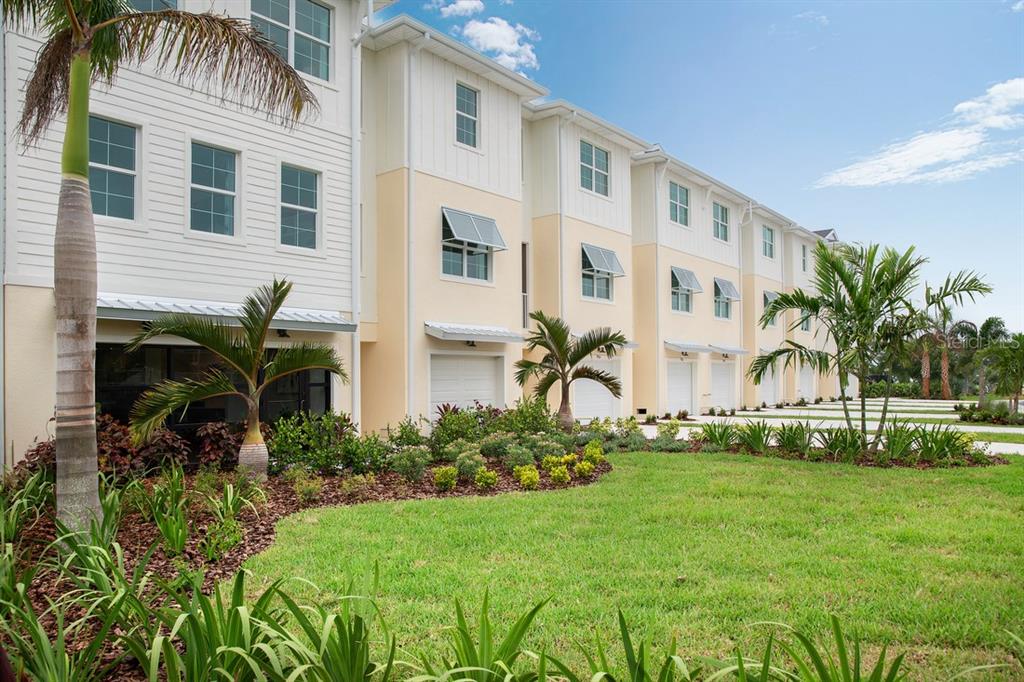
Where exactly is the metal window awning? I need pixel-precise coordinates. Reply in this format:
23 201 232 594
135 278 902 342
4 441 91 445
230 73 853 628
665 340 712 354
670 266 703 293
96 293 356 332
581 243 625 277
442 207 507 251
425 321 524 343
713 277 741 301
709 344 749 356
763 290 779 303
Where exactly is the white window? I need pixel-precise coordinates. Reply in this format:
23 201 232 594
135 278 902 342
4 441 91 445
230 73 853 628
669 181 689 226
801 309 812 332
764 292 776 326
762 225 775 258
714 281 731 319
252 0 331 80
713 202 729 241
88 116 136 220
190 142 236 236
671 271 692 312
441 207 506 282
280 164 318 249
455 83 478 148
801 244 808 272
580 140 609 196
580 244 623 301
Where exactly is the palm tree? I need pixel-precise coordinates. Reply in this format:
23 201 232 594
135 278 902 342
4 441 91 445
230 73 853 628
5 0 317 524
977 316 1008 404
920 276 991 399
514 311 626 432
128 279 347 478
750 242 988 453
982 332 1024 413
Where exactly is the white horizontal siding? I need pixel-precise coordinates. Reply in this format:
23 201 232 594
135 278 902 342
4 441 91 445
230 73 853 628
5 24 354 314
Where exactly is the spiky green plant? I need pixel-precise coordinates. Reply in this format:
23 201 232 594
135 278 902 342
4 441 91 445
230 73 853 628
0 469 51 544
736 421 774 455
699 422 737 451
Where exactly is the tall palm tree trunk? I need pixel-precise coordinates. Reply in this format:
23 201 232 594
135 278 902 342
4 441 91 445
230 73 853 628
557 381 573 432
978 364 987 406
920 346 931 399
940 344 952 400
55 52 100 527
238 399 268 479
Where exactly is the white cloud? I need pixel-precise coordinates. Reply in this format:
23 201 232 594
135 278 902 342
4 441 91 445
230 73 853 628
794 10 829 27
423 0 484 16
1013 0 1024 12
460 17 539 71
815 77 1024 188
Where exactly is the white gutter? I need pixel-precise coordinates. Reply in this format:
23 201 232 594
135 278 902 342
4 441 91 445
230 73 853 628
653 161 667 415
348 0 369 430
406 32 430 417
0 28 5 468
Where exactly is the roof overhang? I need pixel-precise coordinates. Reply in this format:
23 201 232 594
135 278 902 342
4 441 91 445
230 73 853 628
631 145 751 206
665 340 712 354
96 293 356 332
524 100 650 151
709 344 749 356
366 15 547 98
425 321 524 343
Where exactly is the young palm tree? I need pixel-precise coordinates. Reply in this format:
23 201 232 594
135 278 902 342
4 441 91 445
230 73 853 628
920 277 991 400
5 0 317 523
128 279 347 478
514 311 627 432
977 316 1008 404
983 332 1024 413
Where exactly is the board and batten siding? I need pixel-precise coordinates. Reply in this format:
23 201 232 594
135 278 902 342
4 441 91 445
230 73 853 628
656 170 741 269
4 2 355 315
745 217 785 282
562 122 631 235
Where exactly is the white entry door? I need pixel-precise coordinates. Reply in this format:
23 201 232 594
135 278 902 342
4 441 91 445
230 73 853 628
799 363 815 401
667 360 695 415
573 357 621 421
710 362 736 411
429 354 502 417
759 365 778 405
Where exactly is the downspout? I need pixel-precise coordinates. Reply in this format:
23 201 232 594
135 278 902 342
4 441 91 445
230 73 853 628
738 201 751 407
406 32 430 417
0 28 5 468
653 161 667 415
348 0 371 430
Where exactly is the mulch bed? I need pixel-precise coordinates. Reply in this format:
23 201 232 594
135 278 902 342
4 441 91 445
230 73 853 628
10 458 613 680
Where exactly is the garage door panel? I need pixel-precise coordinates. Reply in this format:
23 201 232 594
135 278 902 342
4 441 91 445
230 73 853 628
573 358 620 420
799 364 814 400
710 362 736 411
667 361 694 415
430 355 502 417
759 366 778 405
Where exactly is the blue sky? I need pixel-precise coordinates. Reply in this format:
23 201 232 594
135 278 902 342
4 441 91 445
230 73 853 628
379 0 1024 329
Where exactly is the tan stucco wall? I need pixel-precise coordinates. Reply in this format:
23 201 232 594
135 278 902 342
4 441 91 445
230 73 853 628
4 285 56 464
742 274 787 407
631 244 658 416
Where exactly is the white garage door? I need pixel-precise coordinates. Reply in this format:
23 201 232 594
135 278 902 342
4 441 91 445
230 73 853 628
667 361 694 415
845 374 860 399
799 364 815 400
429 354 502 417
573 358 620 421
759 365 778 405
710 362 736 411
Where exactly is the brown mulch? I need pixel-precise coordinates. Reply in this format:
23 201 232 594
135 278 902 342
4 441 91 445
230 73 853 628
9 458 613 680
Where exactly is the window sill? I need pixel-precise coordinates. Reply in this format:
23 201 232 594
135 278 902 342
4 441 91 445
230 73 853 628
579 185 613 203
454 140 484 156
276 243 327 259
440 274 496 288
670 308 695 317
580 294 616 306
95 216 144 234
185 227 243 245
712 235 731 245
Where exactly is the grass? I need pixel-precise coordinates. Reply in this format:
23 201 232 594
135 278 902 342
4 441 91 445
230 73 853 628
967 431 1024 445
244 452 1024 680
726 413 1024 428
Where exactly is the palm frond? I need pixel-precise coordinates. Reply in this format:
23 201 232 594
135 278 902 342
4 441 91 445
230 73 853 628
126 313 255 381
260 342 347 392
570 365 622 398
1 0 51 31
927 270 992 309
748 342 830 384
237 278 292 367
130 369 243 443
18 28 76 145
568 327 627 367
532 371 559 401
107 11 318 123
524 311 572 368
513 358 546 387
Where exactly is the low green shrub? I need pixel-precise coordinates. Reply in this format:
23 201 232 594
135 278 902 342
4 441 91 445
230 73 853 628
573 460 595 478
268 411 354 474
293 472 324 504
455 450 486 480
501 444 535 471
736 420 773 454
817 427 865 463
656 419 682 440
474 467 499 490
541 454 563 472
430 408 481 455
386 415 426 447
776 421 815 456
513 464 540 490
340 473 376 496
490 395 556 434
479 431 515 458
391 445 431 482
699 422 737 450
882 420 916 465
914 424 973 464
440 438 472 463
549 465 571 486
433 465 458 492
863 380 918 398
199 518 243 561
341 432 392 474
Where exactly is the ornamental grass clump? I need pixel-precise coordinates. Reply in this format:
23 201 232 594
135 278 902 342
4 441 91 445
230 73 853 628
0 470 51 545
736 420 774 454
775 422 815 457
699 422 737 450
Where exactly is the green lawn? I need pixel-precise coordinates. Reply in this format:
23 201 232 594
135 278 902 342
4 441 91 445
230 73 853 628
968 431 1024 445
244 453 1024 679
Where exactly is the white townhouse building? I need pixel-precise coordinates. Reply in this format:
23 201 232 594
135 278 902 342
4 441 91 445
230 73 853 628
0 0 378 463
